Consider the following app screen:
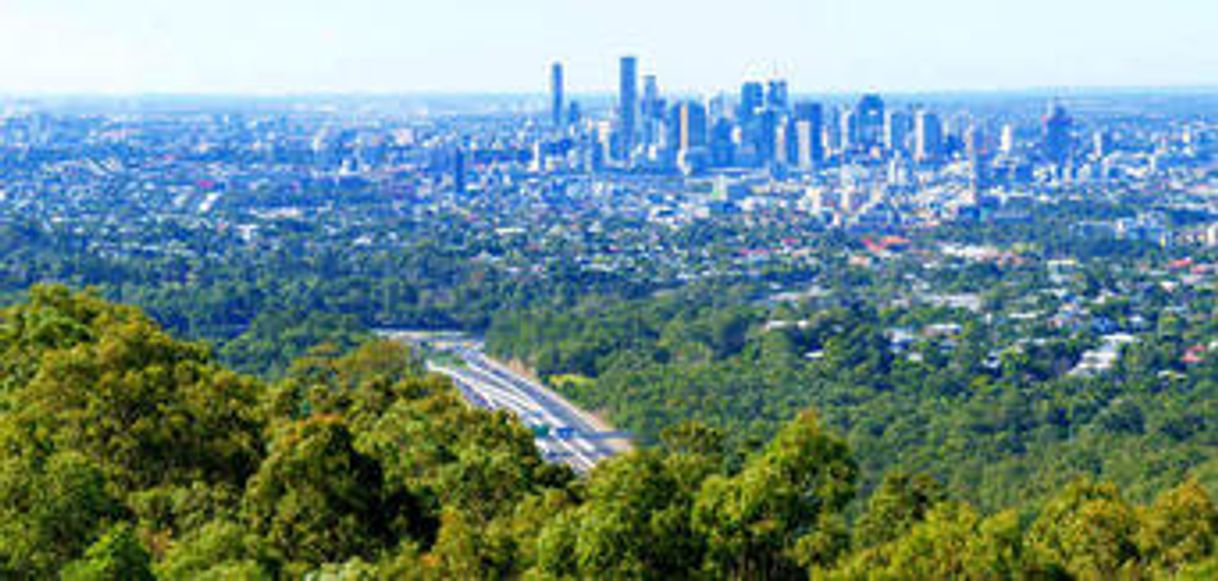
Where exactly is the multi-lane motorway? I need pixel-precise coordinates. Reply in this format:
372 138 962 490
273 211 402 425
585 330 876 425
427 346 629 473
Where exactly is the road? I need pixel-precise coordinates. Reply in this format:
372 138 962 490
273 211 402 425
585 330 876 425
427 345 629 473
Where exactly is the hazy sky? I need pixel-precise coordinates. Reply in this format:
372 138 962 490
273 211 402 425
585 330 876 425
2 0 1216 95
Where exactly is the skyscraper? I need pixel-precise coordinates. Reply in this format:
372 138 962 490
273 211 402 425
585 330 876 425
766 79 789 112
1043 102 1073 167
914 109 943 163
884 110 913 154
999 123 1016 155
710 118 735 168
965 124 988 192
1092 130 1113 159
856 94 885 152
793 102 824 167
550 62 564 128
618 56 639 161
739 81 764 121
669 100 708 152
641 74 663 147
642 75 661 119
453 147 466 194
839 108 858 154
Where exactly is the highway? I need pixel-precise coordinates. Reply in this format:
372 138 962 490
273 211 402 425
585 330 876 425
427 346 628 473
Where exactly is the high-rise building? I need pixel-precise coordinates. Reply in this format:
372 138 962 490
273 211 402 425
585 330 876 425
884 110 913 154
642 75 661 119
759 109 782 164
1092 130 1113 159
964 123 985 160
550 62 564 128
856 94 885 152
794 120 814 169
766 79 789 112
669 100 709 152
643 76 659 109
567 101 582 126
453 147 466 194
839 108 858 154
739 81 764 121
914 109 943 163
710 118 735 168
618 56 639 161
1043 102 1073 167
965 124 988 192
641 74 663 147
793 102 824 167
999 124 1016 155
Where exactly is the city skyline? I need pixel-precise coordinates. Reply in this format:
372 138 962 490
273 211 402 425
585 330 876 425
2 0 1217 95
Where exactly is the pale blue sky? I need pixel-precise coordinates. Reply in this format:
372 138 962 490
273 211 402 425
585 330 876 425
1 0 1215 95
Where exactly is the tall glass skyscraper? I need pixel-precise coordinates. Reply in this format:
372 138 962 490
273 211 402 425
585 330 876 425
766 80 789 112
551 62 564 128
1043 103 1073 166
856 94 885 151
914 109 943 163
793 102 824 166
618 56 638 161
739 81 764 122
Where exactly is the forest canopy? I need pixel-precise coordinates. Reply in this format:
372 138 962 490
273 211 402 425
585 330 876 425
1 286 1216 579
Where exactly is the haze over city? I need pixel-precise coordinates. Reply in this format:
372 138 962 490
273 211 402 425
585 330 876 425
2 0 1217 95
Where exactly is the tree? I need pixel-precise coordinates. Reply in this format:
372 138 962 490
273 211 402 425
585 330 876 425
0 450 122 577
534 450 704 578
693 411 857 579
854 471 946 549
1139 479 1218 574
241 416 408 576
2 286 266 491
883 502 980 579
60 524 155 581
1027 479 1140 577
155 520 274 580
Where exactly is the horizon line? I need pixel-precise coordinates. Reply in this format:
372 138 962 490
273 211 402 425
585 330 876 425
4 83 1218 102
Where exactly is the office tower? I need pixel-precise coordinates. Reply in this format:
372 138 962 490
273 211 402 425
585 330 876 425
759 109 782 164
567 101 582 126
999 123 1016 155
550 62 564 128
964 123 985 159
766 79 789 111
774 123 790 165
593 121 613 170
965 124 987 192
707 92 730 120
884 110 912 153
641 75 662 147
618 56 639 161
642 75 661 119
666 100 709 174
1043 102 1073 166
739 81 764 121
1092 130 1113 159
710 118 735 168
821 108 840 153
839 108 858 154
793 102 824 166
453 147 466 194
856 94 885 152
794 120 813 169
914 109 943 163
669 100 708 152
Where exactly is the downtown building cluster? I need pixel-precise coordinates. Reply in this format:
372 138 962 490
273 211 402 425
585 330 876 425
530 56 1218 230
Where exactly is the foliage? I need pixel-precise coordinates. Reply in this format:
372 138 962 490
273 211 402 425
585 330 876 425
2 288 1217 578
